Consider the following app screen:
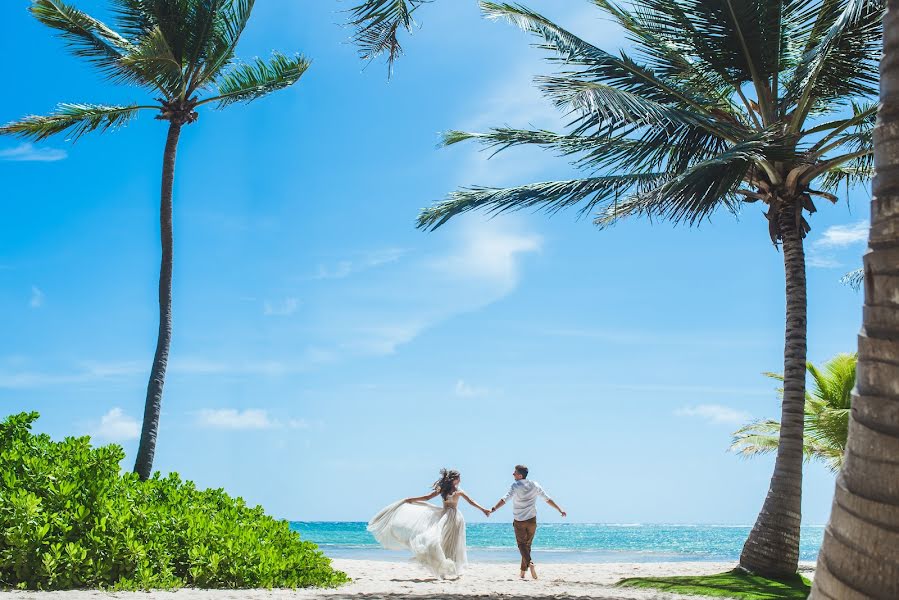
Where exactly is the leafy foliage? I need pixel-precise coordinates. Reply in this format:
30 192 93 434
0 412 348 590
346 0 430 74
731 353 856 472
211 52 311 108
841 267 864 290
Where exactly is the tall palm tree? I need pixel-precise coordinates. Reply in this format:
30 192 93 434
810 0 899 595
351 0 881 578
732 354 856 473
0 0 310 480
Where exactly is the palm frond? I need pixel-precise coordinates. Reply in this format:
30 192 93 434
784 0 883 125
480 1 723 117
347 0 429 74
588 0 739 110
119 25 185 95
110 0 155 37
731 354 856 472
417 173 670 231
596 136 794 226
205 52 310 108
817 157 874 192
731 420 782 458
537 76 743 142
30 0 137 82
191 0 255 92
0 104 149 141
840 268 864 290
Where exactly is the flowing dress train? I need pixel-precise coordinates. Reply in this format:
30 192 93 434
367 494 467 579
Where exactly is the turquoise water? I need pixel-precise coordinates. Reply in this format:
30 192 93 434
291 522 824 563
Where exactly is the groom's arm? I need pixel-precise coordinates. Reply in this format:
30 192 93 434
546 498 567 517
489 498 506 514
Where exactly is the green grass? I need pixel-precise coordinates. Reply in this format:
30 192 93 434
617 568 811 600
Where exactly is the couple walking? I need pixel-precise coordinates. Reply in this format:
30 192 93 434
367 465 566 580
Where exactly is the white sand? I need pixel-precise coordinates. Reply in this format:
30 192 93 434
5 558 817 599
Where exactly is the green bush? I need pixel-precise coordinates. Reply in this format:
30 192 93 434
0 412 349 590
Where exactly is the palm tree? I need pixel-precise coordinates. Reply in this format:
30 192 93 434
0 0 310 480
351 0 881 578
810 0 899 595
732 354 856 473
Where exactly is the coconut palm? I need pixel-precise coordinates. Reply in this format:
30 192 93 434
732 354 856 473
810 0 899 595
0 0 310 480
352 0 881 578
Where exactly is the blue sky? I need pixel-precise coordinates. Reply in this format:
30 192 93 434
0 0 871 525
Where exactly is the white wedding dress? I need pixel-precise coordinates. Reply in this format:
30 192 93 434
367 493 467 579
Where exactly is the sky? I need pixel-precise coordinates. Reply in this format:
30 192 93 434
0 0 873 525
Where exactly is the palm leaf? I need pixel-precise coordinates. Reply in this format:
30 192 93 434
597 136 793 226
840 268 864 290
119 24 185 96
784 0 883 125
480 1 722 117
205 52 310 108
417 173 670 231
191 0 255 92
731 354 856 472
347 0 429 73
30 0 137 83
0 104 149 141
731 420 782 458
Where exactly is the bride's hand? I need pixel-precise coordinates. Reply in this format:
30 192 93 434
482 508 490 517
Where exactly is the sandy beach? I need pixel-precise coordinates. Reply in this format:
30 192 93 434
5 558 817 599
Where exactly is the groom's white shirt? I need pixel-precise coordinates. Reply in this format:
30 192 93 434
504 480 551 521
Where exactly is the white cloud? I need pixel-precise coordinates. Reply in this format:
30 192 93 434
263 297 299 316
807 221 869 269
815 221 869 248
0 360 145 389
92 408 140 442
29 286 44 308
337 219 541 355
455 379 488 398
806 254 844 268
314 248 408 280
172 348 335 377
675 404 753 425
196 409 310 431
431 220 542 293
197 409 273 429
316 260 353 280
0 143 67 162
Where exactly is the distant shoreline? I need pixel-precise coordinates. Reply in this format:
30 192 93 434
292 521 825 564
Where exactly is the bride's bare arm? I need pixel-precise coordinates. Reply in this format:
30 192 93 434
404 491 440 503
458 491 491 516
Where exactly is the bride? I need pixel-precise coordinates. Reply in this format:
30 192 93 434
367 468 490 579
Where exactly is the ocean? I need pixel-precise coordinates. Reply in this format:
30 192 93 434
291 522 824 563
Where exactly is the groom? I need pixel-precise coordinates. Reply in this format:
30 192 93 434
488 464 566 580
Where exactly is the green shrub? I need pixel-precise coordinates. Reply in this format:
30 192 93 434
0 412 349 590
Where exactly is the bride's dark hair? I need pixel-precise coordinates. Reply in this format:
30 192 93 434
433 468 461 500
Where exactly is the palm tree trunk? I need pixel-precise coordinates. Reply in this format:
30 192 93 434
133 121 182 481
810 0 899 595
739 198 807 579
